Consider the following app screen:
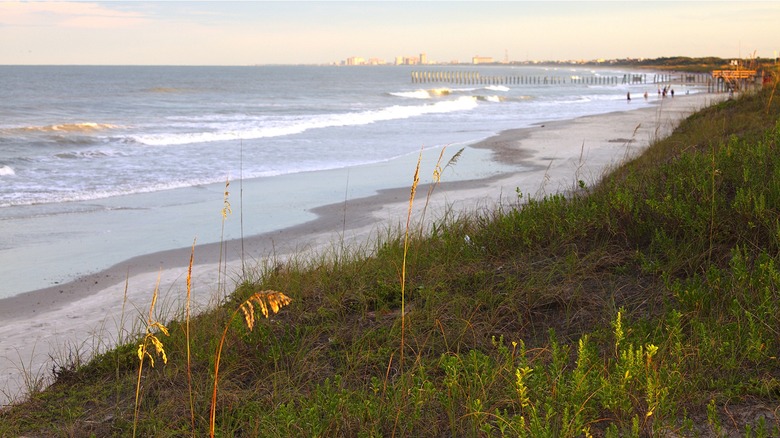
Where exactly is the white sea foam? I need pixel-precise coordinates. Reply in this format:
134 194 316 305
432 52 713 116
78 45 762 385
389 88 454 99
428 88 452 96
0 177 218 208
389 90 432 99
54 149 126 160
477 95 503 103
132 97 479 146
485 85 510 92
0 156 380 208
0 165 14 176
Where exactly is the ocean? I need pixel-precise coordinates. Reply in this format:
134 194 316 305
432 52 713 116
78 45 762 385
0 65 682 299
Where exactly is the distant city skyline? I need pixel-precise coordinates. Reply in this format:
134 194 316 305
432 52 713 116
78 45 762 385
340 53 497 66
1 1 778 65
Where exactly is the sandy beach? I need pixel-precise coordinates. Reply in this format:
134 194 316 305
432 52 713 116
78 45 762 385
0 91 726 405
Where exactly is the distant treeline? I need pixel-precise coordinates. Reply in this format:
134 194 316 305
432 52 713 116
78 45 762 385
611 56 776 73
527 57 777 73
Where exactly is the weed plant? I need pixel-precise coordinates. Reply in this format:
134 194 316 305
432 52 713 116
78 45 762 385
2 88 779 436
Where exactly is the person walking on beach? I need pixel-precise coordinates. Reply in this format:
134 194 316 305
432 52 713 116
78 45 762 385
627 92 631 102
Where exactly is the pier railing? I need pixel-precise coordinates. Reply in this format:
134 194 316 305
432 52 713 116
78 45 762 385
710 70 759 92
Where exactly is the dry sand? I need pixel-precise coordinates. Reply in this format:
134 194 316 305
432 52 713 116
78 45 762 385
0 91 727 406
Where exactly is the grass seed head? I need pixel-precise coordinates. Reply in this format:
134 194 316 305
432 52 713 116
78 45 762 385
240 301 256 331
266 291 292 314
239 291 292 331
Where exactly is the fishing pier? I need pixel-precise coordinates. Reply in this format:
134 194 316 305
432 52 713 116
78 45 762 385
411 69 762 93
410 71 711 86
710 69 758 92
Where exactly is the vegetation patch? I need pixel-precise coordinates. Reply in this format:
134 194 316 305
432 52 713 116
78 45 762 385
2 83 780 437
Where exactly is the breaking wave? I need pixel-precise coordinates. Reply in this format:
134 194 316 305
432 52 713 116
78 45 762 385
388 88 452 99
476 95 503 103
54 149 125 160
132 97 479 146
9 122 120 133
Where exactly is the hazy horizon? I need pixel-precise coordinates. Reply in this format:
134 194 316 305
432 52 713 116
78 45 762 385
1 1 778 66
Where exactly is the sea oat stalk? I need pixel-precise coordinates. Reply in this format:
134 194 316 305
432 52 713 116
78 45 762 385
133 273 169 438
185 239 196 436
218 177 232 300
400 146 423 370
419 146 464 237
418 146 447 237
209 290 291 437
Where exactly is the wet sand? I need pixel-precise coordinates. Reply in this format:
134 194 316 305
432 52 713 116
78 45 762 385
0 91 727 405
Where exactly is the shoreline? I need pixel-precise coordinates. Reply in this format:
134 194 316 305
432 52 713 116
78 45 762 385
0 91 727 405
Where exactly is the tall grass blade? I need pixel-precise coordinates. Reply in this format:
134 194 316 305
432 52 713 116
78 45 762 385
341 168 350 259
218 177 232 301
185 239 196 436
419 146 464 238
400 146 423 371
240 139 246 277
419 146 447 238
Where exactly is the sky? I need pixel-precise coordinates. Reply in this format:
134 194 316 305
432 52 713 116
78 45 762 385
0 1 778 65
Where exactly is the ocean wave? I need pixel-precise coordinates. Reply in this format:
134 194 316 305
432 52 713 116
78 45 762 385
429 88 452 96
143 87 187 93
132 97 480 146
0 165 14 176
0 160 369 208
43 135 107 146
391 86 509 100
0 178 207 208
389 87 452 99
545 97 591 105
389 90 431 99
476 95 503 103
8 122 120 133
54 149 125 160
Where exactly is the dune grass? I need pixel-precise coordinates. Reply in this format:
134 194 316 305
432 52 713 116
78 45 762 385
2 86 780 437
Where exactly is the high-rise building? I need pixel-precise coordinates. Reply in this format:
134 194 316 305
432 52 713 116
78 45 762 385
420 53 427 65
472 56 494 65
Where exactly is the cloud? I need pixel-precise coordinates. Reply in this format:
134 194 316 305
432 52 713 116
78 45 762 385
0 1 146 29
